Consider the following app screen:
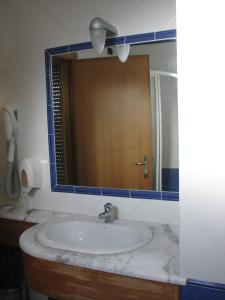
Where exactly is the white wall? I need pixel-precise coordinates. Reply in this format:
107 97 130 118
177 1 225 285
0 3 17 204
0 0 179 226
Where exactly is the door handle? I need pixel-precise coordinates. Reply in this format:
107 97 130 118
136 156 149 178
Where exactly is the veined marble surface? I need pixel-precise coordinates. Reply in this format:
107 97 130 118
0 206 55 223
0 205 28 221
19 212 186 286
0 206 185 285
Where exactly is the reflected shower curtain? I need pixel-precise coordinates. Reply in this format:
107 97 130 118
150 72 178 191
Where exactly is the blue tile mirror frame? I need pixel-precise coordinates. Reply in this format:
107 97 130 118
45 29 179 202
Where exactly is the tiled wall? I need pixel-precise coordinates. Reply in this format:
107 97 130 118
0 8 17 205
0 0 180 226
2 0 225 291
177 0 225 285
162 168 179 192
181 280 225 300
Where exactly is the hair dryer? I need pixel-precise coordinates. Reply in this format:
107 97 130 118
2 103 20 200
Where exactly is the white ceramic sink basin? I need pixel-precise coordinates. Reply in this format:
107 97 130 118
36 217 151 255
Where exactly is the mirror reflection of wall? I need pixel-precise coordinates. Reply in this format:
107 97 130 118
51 40 178 192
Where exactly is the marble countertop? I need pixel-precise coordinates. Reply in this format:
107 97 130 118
0 205 28 221
0 205 56 223
0 205 186 286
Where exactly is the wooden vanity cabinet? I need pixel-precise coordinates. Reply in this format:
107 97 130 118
23 253 180 300
0 218 35 294
0 218 34 247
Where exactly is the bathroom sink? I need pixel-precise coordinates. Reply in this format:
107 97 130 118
36 217 151 254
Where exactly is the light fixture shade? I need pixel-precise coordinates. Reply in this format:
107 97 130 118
116 44 130 63
90 28 106 54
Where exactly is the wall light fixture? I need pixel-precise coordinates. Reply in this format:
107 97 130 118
89 17 130 62
89 17 118 54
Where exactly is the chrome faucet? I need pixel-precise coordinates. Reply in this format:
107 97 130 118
99 203 114 223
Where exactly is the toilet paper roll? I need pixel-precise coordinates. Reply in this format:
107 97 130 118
19 157 42 193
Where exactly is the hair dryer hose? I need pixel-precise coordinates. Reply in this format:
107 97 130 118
5 138 20 200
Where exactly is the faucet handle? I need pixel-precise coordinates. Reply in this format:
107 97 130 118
104 202 112 212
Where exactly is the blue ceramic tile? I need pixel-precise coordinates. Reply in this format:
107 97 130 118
45 75 52 106
50 163 57 189
161 191 179 201
101 188 130 198
69 42 93 52
187 280 225 291
169 186 179 192
47 105 54 134
105 36 125 47
48 134 55 164
155 29 176 40
130 190 161 200
45 51 51 76
125 32 155 44
181 280 225 300
75 186 101 195
53 185 75 193
162 168 179 192
46 45 69 55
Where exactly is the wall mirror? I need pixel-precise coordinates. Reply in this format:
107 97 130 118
46 30 179 199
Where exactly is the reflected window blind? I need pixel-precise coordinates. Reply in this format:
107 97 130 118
52 64 65 184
